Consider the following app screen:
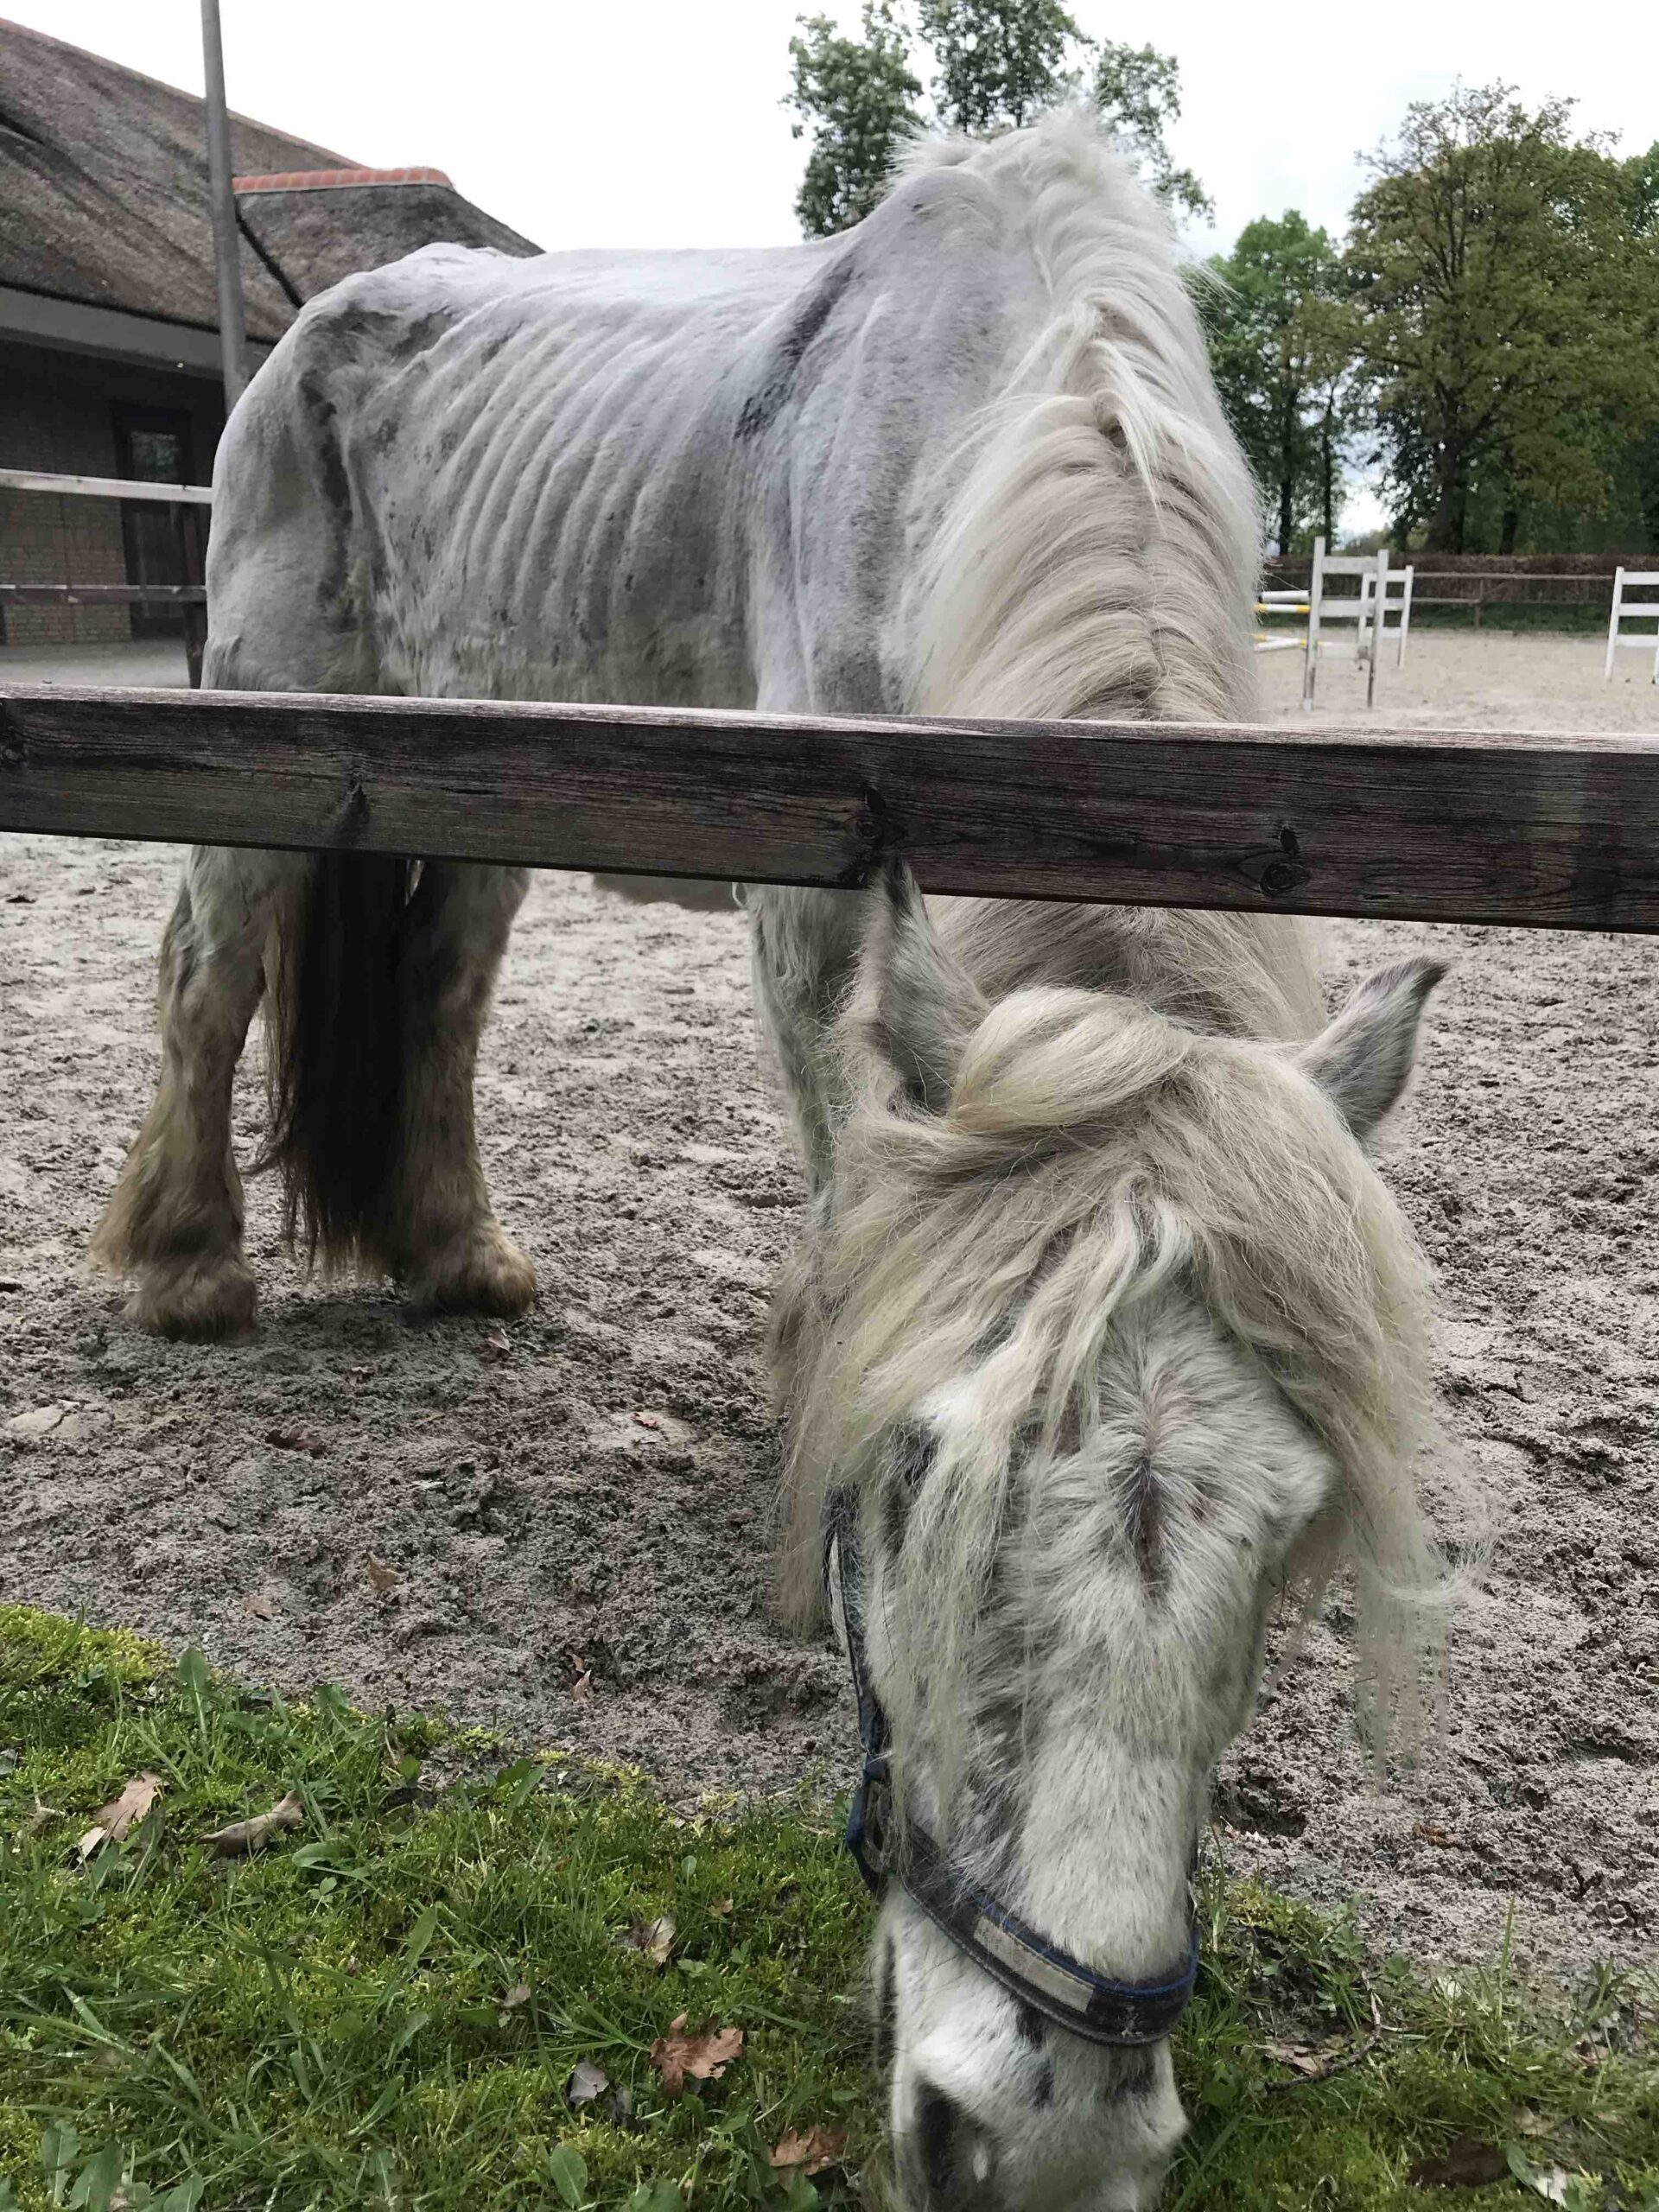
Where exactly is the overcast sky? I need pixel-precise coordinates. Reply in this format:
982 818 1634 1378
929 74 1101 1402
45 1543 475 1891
12 0 1658 257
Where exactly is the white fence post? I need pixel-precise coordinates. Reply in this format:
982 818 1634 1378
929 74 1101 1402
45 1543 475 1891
1605 568 1659 683
1302 536 1325 709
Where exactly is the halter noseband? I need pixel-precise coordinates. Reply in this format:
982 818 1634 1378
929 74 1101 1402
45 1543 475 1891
827 1490 1199 2050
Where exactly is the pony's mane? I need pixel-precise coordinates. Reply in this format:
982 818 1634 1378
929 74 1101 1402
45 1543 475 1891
776 985 1445 1763
896 109 1262 724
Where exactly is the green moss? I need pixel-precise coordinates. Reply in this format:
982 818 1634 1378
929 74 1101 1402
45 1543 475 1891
1 1610 1653 2210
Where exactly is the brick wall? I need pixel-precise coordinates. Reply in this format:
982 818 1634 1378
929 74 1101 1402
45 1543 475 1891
0 341 223 648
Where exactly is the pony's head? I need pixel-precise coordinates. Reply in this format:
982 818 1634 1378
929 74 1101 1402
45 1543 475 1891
774 868 1448 2211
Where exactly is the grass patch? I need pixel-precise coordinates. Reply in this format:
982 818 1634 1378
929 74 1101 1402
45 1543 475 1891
1 1607 1654 2209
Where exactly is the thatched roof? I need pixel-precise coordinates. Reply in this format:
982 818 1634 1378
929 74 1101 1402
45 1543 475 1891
0 17 539 343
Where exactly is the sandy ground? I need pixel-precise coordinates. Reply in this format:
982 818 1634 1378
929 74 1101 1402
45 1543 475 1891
1 632 1655 1974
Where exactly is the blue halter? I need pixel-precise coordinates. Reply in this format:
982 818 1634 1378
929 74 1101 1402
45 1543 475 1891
826 1490 1200 2049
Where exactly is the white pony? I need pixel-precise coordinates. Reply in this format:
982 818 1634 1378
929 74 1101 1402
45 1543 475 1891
96 113 1450 2206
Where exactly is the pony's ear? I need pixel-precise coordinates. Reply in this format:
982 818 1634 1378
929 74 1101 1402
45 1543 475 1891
852 858 984 1111
1299 957 1446 1141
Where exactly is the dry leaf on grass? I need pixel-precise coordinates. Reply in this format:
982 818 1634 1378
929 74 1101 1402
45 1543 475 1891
769 2126 847 2176
1413 1821 1455 1847
1262 2039 1324 2078
241 1593 278 1621
566 2059 610 2107
482 1326 512 1358
617 1913 676 1967
709 1895 734 1918
1408 2137 1510 2188
648 2013 744 2098
202 1791 304 1857
365 1554 400 1596
570 1669 594 1704
503 1984 531 2008
75 1771 162 1860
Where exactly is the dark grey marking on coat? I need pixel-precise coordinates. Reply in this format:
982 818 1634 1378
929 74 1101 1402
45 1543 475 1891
734 249 860 441
1103 2045 1157 2101
882 1421 936 1556
1014 2001 1047 2050
1126 1452 1163 1590
1032 2059 1056 2108
875 1936 898 2073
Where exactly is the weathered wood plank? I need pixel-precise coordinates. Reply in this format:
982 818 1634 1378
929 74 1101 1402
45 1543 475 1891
0 586 207 607
0 467 213 505
1 682 1656 931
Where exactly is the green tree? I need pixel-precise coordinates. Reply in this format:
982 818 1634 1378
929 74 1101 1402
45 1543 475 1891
1344 84 1659 550
918 0 1084 132
1090 42 1211 221
785 3 1206 237
786 3 923 239
1205 212 1350 550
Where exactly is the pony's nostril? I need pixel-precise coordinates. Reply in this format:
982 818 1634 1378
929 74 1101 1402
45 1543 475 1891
915 2084 958 2197
908 2082 997 2205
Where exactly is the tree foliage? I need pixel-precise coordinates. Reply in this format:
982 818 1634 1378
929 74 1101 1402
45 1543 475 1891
918 0 1083 133
785 1 1206 238
786 4 922 238
1090 43 1210 220
1344 84 1659 550
1205 213 1351 552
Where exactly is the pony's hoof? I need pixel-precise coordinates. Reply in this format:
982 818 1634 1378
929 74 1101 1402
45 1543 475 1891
407 1225 537 1318
124 1252 258 1339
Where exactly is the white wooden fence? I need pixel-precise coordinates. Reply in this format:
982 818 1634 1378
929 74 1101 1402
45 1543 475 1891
1605 568 1659 683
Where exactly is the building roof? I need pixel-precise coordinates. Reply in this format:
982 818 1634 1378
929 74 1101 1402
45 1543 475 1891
0 17 540 345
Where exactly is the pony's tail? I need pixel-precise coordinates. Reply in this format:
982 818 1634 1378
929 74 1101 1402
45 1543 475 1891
258 852 418 1273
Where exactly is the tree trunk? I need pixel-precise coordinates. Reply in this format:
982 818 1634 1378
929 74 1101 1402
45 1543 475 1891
1278 474 1294 560
1424 442 1467 553
1499 502 1520 556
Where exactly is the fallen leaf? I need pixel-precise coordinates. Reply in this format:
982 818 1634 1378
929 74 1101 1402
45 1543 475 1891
617 1913 676 1967
633 1410 661 1430
709 1895 734 1917
566 2058 610 2106
76 1771 163 1860
1409 2137 1510 2188
769 2126 847 2176
1262 2039 1324 2077
1413 1821 1455 1847
570 1669 594 1704
648 2014 743 2097
482 1326 512 1358
24 1796 62 1835
202 1791 304 1857
266 1426 326 1456
1505 2150 1577 2205
503 1983 531 2009
365 1554 400 1596
241 1593 278 1621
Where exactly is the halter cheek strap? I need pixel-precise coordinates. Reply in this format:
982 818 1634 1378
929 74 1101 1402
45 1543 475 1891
827 1490 1200 2050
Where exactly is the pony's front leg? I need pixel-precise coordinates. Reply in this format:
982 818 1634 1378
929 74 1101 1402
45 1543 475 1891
746 884 867 1197
385 861 536 1316
93 846 302 1337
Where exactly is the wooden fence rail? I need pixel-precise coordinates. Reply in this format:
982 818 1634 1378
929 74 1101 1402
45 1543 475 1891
2 682 1656 933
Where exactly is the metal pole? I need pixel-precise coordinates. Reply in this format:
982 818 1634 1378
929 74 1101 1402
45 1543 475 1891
200 0 249 411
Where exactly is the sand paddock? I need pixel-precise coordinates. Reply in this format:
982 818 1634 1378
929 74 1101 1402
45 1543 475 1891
1 631 1655 1969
